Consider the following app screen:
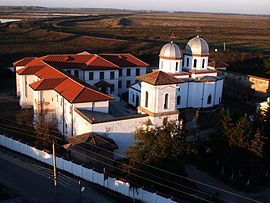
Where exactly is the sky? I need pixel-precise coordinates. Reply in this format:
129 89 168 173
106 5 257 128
0 0 269 15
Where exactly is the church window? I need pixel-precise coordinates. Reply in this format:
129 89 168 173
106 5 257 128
177 96 181 105
176 62 179 71
202 59 205 68
193 59 197 68
207 94 212 104
186 58 189 67
182 60 184 67
132 94 135 103
145 91 149 108
164 94 169 109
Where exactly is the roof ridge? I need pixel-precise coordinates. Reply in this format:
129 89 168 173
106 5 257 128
126 53 150 66
71 86 85 103
96 54 119 68
85 54 98 65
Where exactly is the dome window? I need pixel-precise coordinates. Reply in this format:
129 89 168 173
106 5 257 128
176 62 179 71
186 58 189 67
202 59 205 68
193 59 197 68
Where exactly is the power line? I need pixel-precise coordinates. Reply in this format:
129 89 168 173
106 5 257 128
0 125 215 203
0 122 228 202
0 116 262 203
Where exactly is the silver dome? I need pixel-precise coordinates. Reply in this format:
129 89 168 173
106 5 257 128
159 42 182 59
185 36 209 55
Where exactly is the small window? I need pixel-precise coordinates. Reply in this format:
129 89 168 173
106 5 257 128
177 96 181 105
164 94 169 109
202 59 205 68
66 70 72 74
176 62 178 71
126 68 131 76
111 84 114 93
132 94 135 103
126 80 131 88
110 71 115 80
207 95 212 104
100 72 104 80
193 59 197 68
186 58 189 67
89 72 94 80
119 69 122 77
182 60 184 67
136 68 140 76
74 70 79 77
118 81 122 88
145 91 149 108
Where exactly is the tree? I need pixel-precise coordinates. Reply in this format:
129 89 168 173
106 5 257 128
125 120 196 195
207 108 267 186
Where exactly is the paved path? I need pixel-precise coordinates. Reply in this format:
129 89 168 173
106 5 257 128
0 147 131 203
185 165 269 203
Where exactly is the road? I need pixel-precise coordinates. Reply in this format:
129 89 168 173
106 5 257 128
0 147 132 203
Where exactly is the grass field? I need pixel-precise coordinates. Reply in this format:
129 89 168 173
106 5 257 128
0 8 269 77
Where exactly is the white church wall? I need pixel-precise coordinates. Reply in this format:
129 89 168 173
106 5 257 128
128 86 141 107
214 80 224 105
187 82 204 108
176 83 189 109
202 82 216 108
91 116 150 155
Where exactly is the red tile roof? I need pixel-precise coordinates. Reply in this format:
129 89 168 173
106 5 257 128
13 57 36 66
35 65 66 79
15 55 113 103
137 70 184 85
30 78 66 90
85 54 119 70
100 54 149 67
16 65 46 75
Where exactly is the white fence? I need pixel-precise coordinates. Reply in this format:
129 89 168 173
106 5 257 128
0 134 178 203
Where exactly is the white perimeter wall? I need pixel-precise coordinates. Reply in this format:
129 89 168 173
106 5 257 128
0 134 177 203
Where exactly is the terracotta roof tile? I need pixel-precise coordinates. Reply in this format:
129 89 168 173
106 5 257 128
35 66 66 79
30 78 66 90
137 70 184 85
100 54 149 67
16 65 46 75
65 132 118 150
13 57 36 66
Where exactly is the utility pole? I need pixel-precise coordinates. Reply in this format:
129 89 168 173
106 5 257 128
52 140 58 203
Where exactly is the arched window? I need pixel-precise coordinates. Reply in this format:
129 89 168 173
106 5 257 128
177 96 181 105
164 94 169 109
145 91 149 108
176 62 179 71
207 94 212 104
132 94 135 103
202 59 205 68
186 58 189 67
182 60 184 67
193 59 197 68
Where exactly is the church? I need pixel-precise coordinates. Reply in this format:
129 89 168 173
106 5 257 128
14 36 224 154
129 36 224 114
